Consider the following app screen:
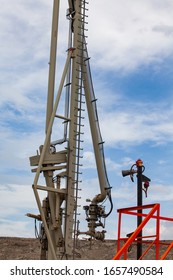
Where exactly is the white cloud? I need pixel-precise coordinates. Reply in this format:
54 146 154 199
1 0 173 242
0 184 37 216
0 182 37 237
0 219 34 237
143 220 173 240
149 184 173 202
88 0 173 71
0 0 68 111
81 150 121 172
0 128 44 176
99 103 173 147
160 222 173 240
82 151 96 169
0 183 45 237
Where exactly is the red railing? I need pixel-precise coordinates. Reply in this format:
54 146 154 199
112 203 173 260
160 242 173 260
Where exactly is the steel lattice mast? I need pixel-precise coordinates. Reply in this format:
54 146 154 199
28 0 113 260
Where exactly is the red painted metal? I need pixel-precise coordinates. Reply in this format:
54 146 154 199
113 204 160 260
113 203 173 260
160 242 173 260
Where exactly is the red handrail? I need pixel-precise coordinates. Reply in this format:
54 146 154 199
113 204 160 260
160 242 173 260
113 203 173 260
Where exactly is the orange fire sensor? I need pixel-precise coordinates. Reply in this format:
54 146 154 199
136 159 143 167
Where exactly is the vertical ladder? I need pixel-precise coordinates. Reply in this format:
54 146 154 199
64 0 89 258
72 0 89 254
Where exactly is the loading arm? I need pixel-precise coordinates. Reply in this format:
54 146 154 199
67 0 113 240
68 0 75 12
78 45 113 240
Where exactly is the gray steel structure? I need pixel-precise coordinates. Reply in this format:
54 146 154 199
29 0 112 260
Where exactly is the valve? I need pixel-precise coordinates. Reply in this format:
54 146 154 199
82 203 106 240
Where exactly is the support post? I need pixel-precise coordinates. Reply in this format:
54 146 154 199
46 0 60 136
136 159 143 260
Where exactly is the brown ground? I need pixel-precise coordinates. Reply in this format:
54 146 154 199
0 237 172 260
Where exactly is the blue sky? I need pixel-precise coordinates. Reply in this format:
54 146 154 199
1 0 173 241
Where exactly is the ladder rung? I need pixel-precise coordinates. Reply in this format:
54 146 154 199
75 85 84 89
81 0 89 4
79 3 89 7
79 19 88 25
74 100 85 105
72 181 82 185
73 146 83 151
74 107 85 111
77 33 88 38
79 5 89 10
73 140 84 144
77 47 87 52
81 14 88 19
72 162 83 166
79 27 88 32
73 127 84 131
77 40 87 45
73 155 83 159
75 76 84 80
76 61 84 67
75 68 86 74
74 124 84 128
72 179 82 183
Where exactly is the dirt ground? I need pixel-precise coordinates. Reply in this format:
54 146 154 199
0 237 172 260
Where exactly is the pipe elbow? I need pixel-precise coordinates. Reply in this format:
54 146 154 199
92 192 107 204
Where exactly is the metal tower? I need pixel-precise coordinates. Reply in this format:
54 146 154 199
28 0 112 260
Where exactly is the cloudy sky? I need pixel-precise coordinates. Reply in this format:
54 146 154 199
1 0 173 243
